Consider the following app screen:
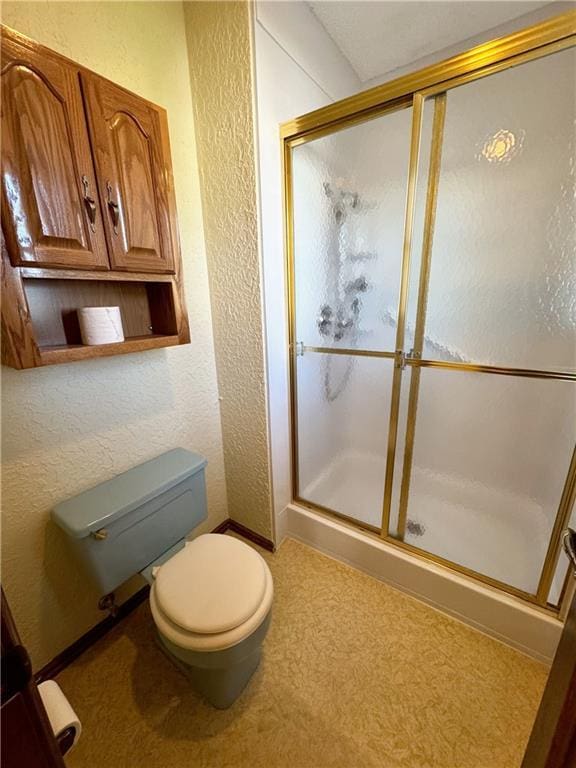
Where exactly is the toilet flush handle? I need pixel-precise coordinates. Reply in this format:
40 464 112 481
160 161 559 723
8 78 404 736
91 529 108 541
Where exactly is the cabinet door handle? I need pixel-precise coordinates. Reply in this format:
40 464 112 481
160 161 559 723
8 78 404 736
81 175 97 232
106 180 120 234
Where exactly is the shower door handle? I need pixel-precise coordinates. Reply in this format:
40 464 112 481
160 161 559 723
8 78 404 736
563 528 576 574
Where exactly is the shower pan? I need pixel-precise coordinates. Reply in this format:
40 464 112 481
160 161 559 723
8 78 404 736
282 12 576 613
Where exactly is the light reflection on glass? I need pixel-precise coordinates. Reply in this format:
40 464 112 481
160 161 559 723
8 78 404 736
478 128 525 164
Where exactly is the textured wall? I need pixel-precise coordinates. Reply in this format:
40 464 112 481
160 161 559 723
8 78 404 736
184 2 273 537
1 1 228 669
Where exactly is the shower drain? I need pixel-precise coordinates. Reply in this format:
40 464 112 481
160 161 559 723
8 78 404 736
406 519 426 537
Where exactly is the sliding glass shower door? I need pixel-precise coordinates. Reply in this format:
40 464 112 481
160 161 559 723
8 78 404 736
393 46 576 601
290 105 413 529
284 21 576 608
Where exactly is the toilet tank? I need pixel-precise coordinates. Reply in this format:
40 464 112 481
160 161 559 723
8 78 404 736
52 449 208 595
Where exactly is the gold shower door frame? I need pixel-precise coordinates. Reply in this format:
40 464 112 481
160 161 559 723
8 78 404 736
281 11 576 613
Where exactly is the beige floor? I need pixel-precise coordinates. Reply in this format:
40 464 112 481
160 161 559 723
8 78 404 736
59 537 548 768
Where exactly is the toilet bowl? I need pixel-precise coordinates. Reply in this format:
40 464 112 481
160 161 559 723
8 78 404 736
149 534 273 708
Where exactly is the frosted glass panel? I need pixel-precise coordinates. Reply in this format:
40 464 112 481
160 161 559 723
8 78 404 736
408 48 576 371
296 353 393 528
401 368 576 593
292 107 412 351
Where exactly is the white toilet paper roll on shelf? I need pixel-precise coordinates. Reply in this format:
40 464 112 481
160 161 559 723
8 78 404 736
78 306 125 345
38 680 82 750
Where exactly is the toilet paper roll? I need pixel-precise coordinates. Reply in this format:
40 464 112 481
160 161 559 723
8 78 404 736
78 306 124 345
38 680 82 750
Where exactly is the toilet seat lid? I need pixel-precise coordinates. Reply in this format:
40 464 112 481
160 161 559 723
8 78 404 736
153 534 268 634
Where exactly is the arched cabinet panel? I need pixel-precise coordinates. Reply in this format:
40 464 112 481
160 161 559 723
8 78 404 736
81 73 175 273
111 113 162 260
1 35 109 270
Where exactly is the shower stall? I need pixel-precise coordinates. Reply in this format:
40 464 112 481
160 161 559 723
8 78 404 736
282 14 576 612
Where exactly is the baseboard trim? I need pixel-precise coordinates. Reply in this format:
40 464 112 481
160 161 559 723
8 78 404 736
34 585 150 684
221 519 275 552
34 518 274 683
211 519 232 535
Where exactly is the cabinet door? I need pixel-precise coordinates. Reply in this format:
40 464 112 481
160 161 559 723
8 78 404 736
1 29 109 270
81 73 175 273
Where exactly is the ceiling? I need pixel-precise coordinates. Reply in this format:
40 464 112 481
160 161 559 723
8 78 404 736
308 1 555 82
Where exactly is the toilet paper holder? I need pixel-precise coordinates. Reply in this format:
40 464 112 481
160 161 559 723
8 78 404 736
37 680 82 756
56 725 77 756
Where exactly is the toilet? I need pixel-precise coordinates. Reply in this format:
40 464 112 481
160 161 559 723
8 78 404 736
52 449 273 709
148 533 273 708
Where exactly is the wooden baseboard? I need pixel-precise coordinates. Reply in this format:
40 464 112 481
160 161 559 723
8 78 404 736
224 519 275 552
34 586 150 684
34 518 274 682
211 519 232 535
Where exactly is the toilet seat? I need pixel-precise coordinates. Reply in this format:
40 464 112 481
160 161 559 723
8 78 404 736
150 534 273 652
154 534 268 634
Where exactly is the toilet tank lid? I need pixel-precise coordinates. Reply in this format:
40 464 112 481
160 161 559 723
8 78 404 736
52 448 207 539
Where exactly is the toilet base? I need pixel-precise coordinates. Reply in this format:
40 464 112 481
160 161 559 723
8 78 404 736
155 611 271 709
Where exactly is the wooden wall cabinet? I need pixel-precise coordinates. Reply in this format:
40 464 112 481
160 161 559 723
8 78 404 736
1 26 190 369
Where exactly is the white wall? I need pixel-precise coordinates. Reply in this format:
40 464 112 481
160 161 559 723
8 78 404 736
255 1 361 102
252 1 360 524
